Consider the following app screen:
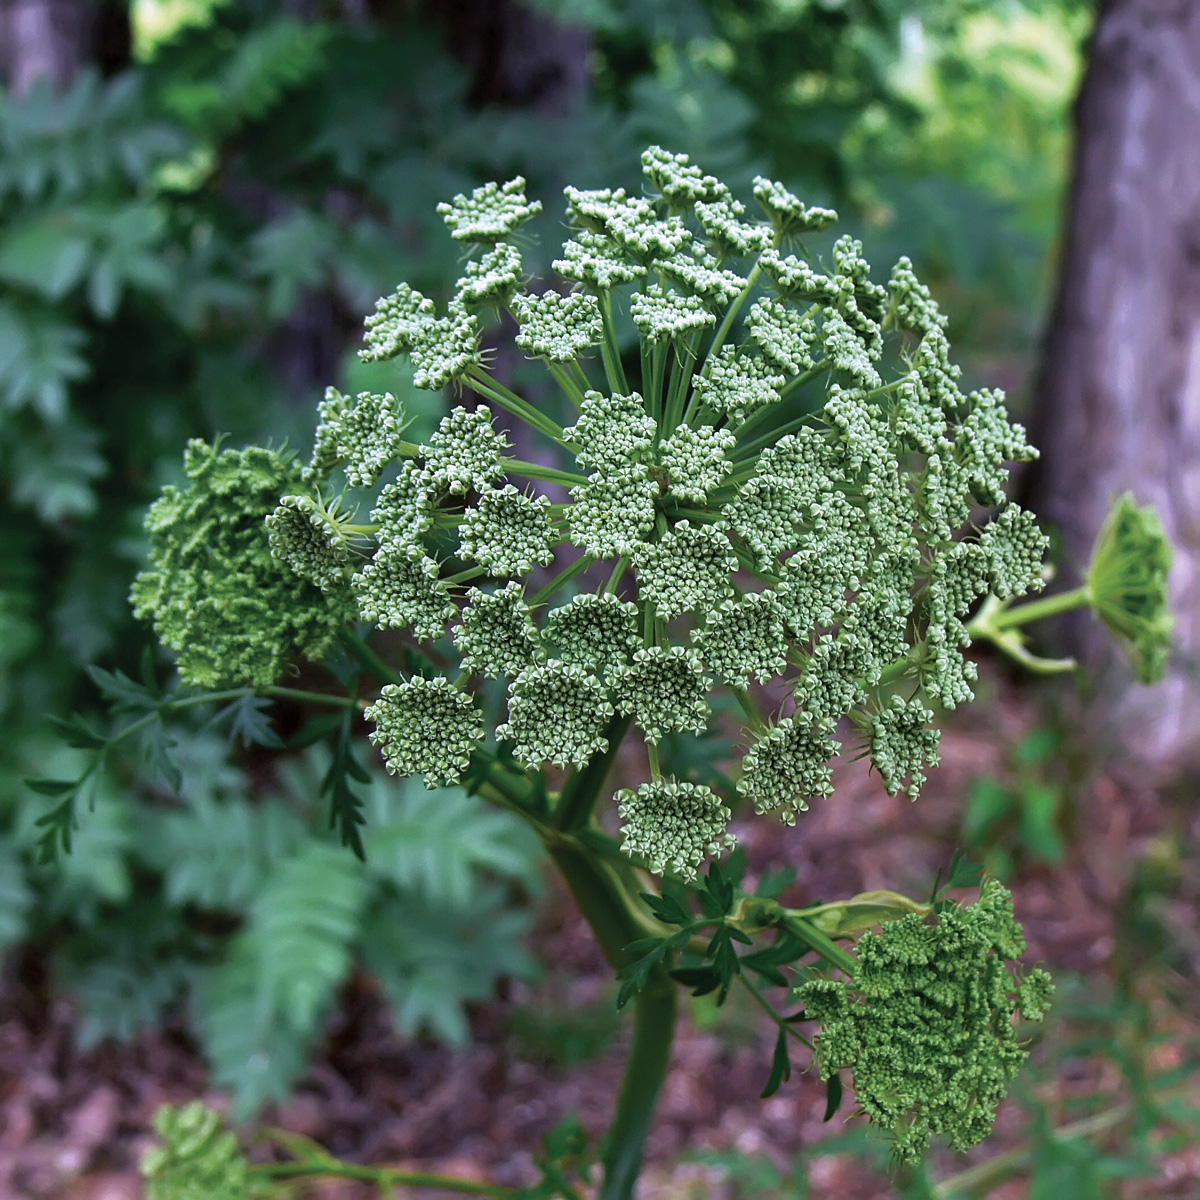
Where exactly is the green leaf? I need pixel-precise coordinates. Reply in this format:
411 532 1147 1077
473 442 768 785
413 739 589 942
1018 782 1066 863
10 415 106 519
248 841 369 1035
760 1025 791 1098
616 939 669 1010
668 965 721 996
945 849 984 891
86 664 158 714
0 214 91 299
706 924 742 1001
699 860 734 918
26 777 79 796
640 891 691 926
151 792 305 913
362 776 541 907
31 777 133 900
56 899 190 1049
321 715 368 860
754 866 796 899
136 717 183 792
221 19 333 126
963 777 1014 846
33 794 78 861
46 713 108 750
806 891 934 937
823 1071 844 1122
739 930 810 985
1016 726 1059 767
363 888 535 1046
195 939 311 1118
210 692 283 749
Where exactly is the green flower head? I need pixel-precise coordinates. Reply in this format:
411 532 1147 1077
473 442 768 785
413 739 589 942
361 282 436 362
869 694 941 800
1087 492 1174 684
613 645 711 745
458 485 556 577
498 660 614 769
617 778 735 880
456 242 524 306
544 592 640 676
353 540 455 639
131 440 350 689
691 346 784 424
265 494 351 592
569 467 657 558
737 712 839 823
423 406 508 495
514 289 603 361
367 677 485 787
206 148 1075 875
798 881 1050 1163
693 593 788 686
141 1102 251 1200
657 424 735 504
632 521 737 621
564 390 655 472
409 301 482 390
437 176 543 242
453 583 543 679
305 387 408 489
752 175 837 238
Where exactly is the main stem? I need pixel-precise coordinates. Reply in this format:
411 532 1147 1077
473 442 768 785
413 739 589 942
538 718 677 1200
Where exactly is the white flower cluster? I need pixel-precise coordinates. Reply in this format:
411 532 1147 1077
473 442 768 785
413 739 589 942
276 145 1050 879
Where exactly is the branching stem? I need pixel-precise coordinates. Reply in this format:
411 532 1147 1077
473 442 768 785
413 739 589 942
984 584 1092 631
505 458 587 487
468 368 566 443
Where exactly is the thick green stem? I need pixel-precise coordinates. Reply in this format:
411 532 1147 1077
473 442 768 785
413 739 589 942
553 715 633 831
541 830 677 1200
706 261 762 366
987 584 1092 630
263 686 359 709
933 1104 1130 1198
339 628 404 686
530 553 593 607
546 359 587 409
599 291 630 394
600 974 676 1200
540 717 677 1200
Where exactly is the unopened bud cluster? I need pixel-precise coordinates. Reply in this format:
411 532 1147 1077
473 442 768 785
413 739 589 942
136 148 1051 885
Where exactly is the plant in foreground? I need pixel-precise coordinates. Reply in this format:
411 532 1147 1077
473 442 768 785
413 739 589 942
37 147 1172 1198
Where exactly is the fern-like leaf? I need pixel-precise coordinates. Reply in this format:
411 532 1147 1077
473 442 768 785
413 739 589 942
363 888 536 1047
362 775 542 907
250 841 368 1034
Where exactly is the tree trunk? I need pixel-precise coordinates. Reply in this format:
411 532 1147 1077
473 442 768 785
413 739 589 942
1030 0 1200 777
0 0 129 94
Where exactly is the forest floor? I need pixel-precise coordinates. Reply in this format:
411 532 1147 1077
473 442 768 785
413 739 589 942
2 665 1199 1199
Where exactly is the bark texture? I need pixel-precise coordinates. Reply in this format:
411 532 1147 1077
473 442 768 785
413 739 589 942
0 0 129 94
416 0 589 115
1031 0 1200 775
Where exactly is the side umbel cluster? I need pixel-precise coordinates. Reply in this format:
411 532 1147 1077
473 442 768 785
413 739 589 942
799 880 1053 1163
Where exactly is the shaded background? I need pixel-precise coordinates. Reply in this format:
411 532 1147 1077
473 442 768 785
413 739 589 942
1 0 1197 1196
